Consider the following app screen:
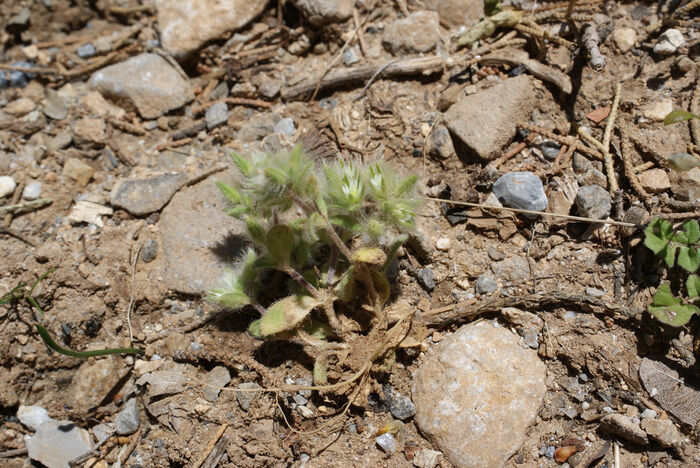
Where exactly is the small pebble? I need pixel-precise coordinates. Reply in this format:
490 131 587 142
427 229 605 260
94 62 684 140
435 237 450 251
539 445 555 458
297 405 314 418
582 401 590 410
114 398 140 435
273 117 295 136
236 382 261 411
418 268 435 290
140 238 158 263
641 409 657 419
537 140 561 160
17 405 52 432
522 327 539 349
376 433 397 454
575 185 611 220
0 176 17 198
343 46 360 65
585 287 605 297
389 395 416 421
475 274 498 295
76 43 96 59
293 394 308 406
492 172 548 213
653 28 684 55
205 101 229 129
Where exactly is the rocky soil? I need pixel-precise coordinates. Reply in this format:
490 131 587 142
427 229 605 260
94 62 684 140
1 0 700 467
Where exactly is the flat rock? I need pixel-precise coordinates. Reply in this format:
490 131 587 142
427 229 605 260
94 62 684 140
600 413 648 445
291 0 353 27
444 76 536 161
418 0 483 27
205 101 229 129
114 398 140 435
670 167 700 201
492 171 548 212
575 185 611 219
640 418 680 447
26 420 93 468
0 175 17 198
17 405 52 431
642 99 674 122
491 255 530 283
237 382 262 411
155 0 268 55
428 124 455 159
110 174 187 216
73 117 107 144
158 175 247 294
382 11 441 54
412 320 546 468
5 97 35 116
89 53 193 119
613 27 636 53
204 366 231 402
638 168 670 193
69 358 121 413
63 158 94 187
654 28 684 55
44 88 68 120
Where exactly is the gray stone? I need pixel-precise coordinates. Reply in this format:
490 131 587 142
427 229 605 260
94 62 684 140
428 125 455 159
114 398 140 435
444 76 536 161
575 185 611 219
418 268 436 290
110 173 187 216
585 287 605 297
257 78 281 99
90 53 194 119
0 176 17 198
156 0 268 55
17 405 52 431
236 112 281 143
205 102 229 129
475 274 497 294
383 11 441 54
389 393 416 420
274 117 296 136
50 130 72 150
44 88 68 120
291 0 354 27
376 433 397 454
670 167 700 201
158 175 247 294
76 43 96 59
22 180 42 200
491 255 530 283
293 394 308 406
577 167 607 188
343 46 360 65
492 171 548 212
140 238 158 263
236 382 261 411
418 0 483 27
600 413 648 445
522 327 539 349
412 321 546 468
640 418 680 447
26 420 93 468
572 152 592 173
537 140 561 160
204 366 231 402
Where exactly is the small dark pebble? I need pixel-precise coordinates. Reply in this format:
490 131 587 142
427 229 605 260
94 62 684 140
418 268 435 290
140 238 158 263
83 316 102 336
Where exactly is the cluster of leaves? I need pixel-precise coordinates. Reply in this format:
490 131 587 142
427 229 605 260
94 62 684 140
644 218 700 327
1 269 143 358
209 146 420 341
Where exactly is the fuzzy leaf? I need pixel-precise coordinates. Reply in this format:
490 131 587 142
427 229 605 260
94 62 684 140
226 205 248 218
687 274 700 299
303 319 334 339
216 181 241 204
649 302 699 327
664 109 700 125
246 217 266 244
667 153 700 172
258 295 320 336
209 288 250 309
330 215 362 232
351 247 387 266
678 246 700 273
248 319 261 337
683 220 700 244
370 269 390 308
652 283 677 306
265 166 287 186
266 224 295 266
395 175 418 197
663 243 678 268
384 234 408 271
230 151 254 176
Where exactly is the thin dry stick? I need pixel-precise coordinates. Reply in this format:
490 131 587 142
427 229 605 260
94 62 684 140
119 428 141 465
691 76 700 153
490 133 537 169
581 23 607 71
620 132 652 208
354 59 398 101
0 198 52 215
633 161 655 173
577 126 606 153
192 424 229 468
518 123 603 160
126 242 142 344
602 82 622 193
352 8 367 56
426 197 642 228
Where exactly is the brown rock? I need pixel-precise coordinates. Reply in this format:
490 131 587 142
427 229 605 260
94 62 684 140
63 158 94 187
89 53 193 119
155 0 268 56
382 11 441 54
600 414 648 445
69 358 122 413
73 117 107 144
670 167 700 201
638 168 670 193
419 0 484 27
444 75 536 161
412 320 546 468
640 418 680 447
291 0 353 26
4 97 35 116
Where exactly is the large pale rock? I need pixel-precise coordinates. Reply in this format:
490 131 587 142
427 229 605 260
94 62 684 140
69 358 121 413
89 54 193 119
110 174 187 216
26 420 92 468
291 0 354 27
444 75 536 161
158 175 246 294
155 0 268 55
412 321 546 468
382 11 441 54
420 0 484 27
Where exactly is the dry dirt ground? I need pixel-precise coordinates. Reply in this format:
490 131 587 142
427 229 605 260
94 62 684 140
1 1 700 467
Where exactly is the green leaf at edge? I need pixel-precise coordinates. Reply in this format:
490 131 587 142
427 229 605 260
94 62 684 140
664 109 700 125
686 274 700 299
677 246 700 273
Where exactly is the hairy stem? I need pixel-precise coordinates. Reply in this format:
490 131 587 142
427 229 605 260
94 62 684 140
284 267 321 300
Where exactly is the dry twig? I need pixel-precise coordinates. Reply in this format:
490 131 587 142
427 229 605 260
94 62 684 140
581 23 607 71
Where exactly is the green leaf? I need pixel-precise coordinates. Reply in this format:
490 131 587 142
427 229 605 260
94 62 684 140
667 153 700 172
216 180 241 204
34 324 143 357
673 232 689 244
484 0 501 16
248 319 261 337
246 217 266 244
663 243 678 268
652 283 678 306
683 220 700 244
266 224 295 266
664 109 700 125
265 166 287 186
351 247 387 266
648 303 699 327
230 151 253 176
383 234 407 272
677 246 700 272
258 295 320 336
330 215 362 232
644 218 672 254
303 319 334 339
226 205 248 218
686 274 700 299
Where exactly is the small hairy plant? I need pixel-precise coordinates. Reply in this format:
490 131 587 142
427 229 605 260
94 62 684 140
210 146 421 387
644 218 700 326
